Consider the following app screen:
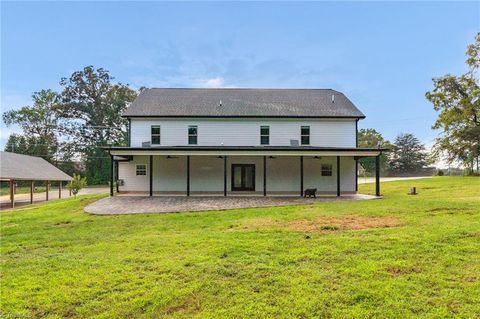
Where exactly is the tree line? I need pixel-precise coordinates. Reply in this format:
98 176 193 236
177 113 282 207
357 129 432 175
3 33 479 183
3 66 137 184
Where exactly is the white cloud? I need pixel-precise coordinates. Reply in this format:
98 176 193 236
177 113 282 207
193 77 236 88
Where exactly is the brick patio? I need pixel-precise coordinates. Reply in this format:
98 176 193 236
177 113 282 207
84 194 379 215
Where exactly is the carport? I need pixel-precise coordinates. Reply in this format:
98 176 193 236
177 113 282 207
0 152 72 208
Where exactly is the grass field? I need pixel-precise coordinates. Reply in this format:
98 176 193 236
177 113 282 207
1 177 479 318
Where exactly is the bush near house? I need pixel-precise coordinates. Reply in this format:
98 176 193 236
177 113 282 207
1 177 479 318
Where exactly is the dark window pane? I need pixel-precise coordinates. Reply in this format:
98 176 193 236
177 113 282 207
188 126 197 135
136 165 147 176
301 126 310 135
151 136 160 145
151 126 160 134
301 136 310 145
189 135 197 145
261 136 269 145
260 126 269 135
321 164 332 176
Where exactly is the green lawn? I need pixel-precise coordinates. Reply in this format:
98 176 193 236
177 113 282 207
1 177 479 318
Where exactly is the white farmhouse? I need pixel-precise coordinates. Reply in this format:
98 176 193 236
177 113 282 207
107 88 384 197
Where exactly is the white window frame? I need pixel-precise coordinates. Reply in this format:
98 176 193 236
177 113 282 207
136 164 147 176
151 125 161 145
301 126 310 145
321 164 333 176
188 125 198 145
260 126 270 145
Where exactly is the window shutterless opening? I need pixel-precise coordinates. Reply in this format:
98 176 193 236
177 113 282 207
301 126 310 145
188 125 198 145
151 125 161 145
260 126 269 145
136 164 147 176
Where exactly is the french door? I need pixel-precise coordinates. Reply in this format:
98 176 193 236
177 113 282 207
231 164 255 191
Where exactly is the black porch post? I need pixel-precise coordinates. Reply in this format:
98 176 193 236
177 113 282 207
110 155 114 196
263 156 267 196
355 159 358 192
336 156 341 197
375 155 380 196
186 156 190 196
355 119 359 192
300 156 304 197
224 156 227 196
115 161 119 193
149 155 153 196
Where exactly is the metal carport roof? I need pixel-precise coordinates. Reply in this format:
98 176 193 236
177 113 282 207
0 151 72 181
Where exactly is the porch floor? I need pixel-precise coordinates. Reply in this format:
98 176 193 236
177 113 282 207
85 194 380 215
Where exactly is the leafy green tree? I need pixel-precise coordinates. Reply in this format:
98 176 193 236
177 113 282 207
389 133 430 173
68 174 87 197
2 90 60 162
56 66 137 184
358 128 391 173
5 134 26 153
426 32 480 174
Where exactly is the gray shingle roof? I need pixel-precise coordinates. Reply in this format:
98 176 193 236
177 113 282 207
0 152 72 181
123 88 365 118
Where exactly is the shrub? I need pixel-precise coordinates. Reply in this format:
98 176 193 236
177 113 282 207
68 174 87 197
437 169 444 176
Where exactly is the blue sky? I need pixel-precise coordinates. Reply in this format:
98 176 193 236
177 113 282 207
1 1 479 150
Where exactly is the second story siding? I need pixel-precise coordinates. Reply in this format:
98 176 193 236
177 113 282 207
130 118 356 148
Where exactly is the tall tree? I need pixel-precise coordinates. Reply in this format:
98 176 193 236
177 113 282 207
2 89 60 162
389 133 429 173
56 66 137 184
357 128 391 173
426 32 480 174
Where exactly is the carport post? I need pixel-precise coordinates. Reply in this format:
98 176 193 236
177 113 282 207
58 182 62 199
46 181 49 201
336 156 341 197
9 179 15 208
375 155 380 196
30 181 34 204
110 155 114 197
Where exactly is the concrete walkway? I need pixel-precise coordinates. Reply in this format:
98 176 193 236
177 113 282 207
85 194 380 215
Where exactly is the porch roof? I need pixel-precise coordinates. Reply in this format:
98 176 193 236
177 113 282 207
106 146 386 157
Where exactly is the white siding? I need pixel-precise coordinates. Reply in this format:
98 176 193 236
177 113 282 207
131 118 356 148
118 156 149 192
118 155 356 193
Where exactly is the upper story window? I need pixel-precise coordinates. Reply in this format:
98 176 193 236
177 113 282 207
151 125 161 145
188 125 198 145
301 126 310 145
260 126 269 145
136 164 147 176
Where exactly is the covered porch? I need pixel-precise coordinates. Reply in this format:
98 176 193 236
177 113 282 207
108 147 385 198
